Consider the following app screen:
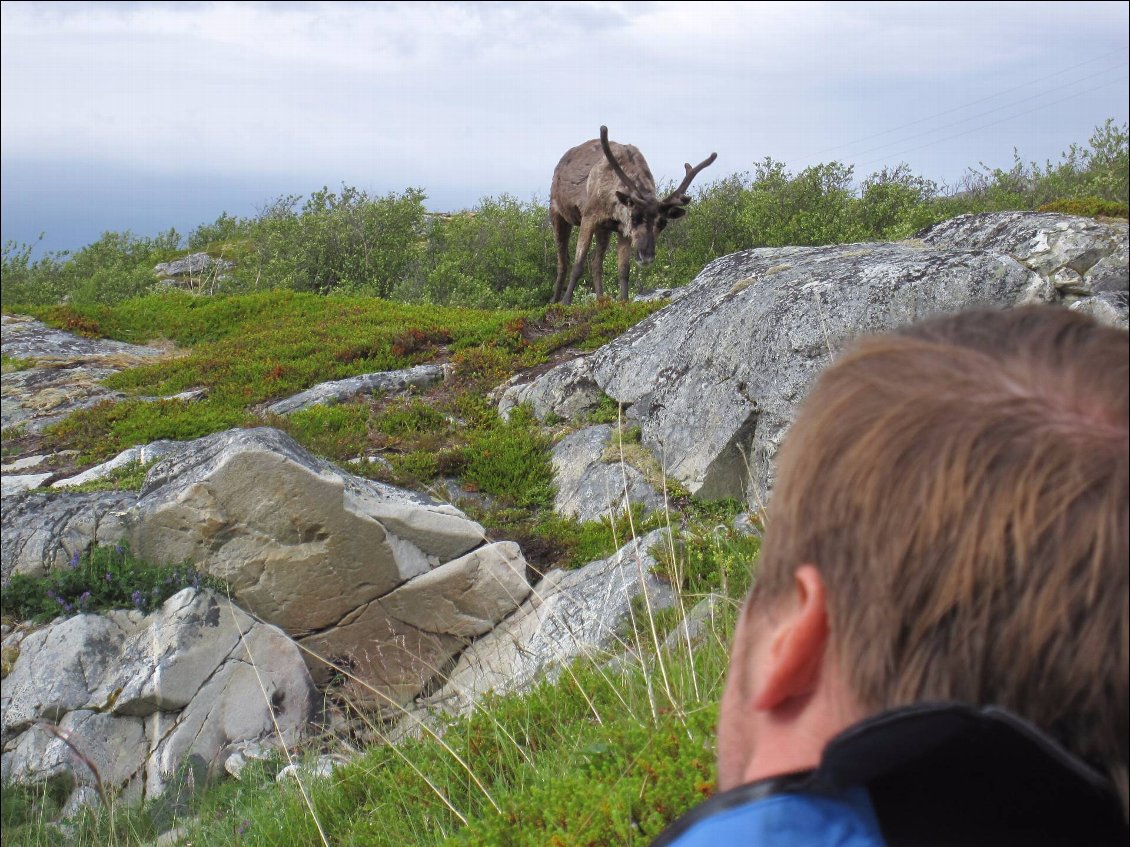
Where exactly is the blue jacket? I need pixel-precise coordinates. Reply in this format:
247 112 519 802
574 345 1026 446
652 704 1126 847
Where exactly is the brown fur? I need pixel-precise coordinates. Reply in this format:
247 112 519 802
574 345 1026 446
549 126 715 304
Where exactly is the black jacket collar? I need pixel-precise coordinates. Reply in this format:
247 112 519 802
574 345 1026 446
653 703 1125 846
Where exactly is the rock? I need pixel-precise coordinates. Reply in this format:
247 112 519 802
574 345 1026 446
125 427 534 706
61 783 106 819
1 491 136 581
733 512 763 538
1083 241 1129 295
1069 290 1129 330
297 601 462 713
551 425 664 522
423 530 674 715
1 614 132 740
2 472 54 497
0 315 166 366
51 440 187 489
1 363 128 434
128 427 486 635
1 589 317 803
143 594 317 798
153 253 234 282
502 213 1127 501
1 315 172 434
265 364 447 416
1 455 50 473
4 711 147 798
496 356 604 422
222 741 274 779
916 212 1126 278
660 594 726 653
380 541 532 638
276 754 348 783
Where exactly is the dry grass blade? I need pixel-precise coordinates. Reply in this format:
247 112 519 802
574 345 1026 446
224 596 333 847
32 720 115 841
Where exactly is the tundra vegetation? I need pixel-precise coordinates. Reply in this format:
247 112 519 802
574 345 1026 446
0 120 1127 846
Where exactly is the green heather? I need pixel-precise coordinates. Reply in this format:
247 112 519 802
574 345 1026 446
0 120 1125 846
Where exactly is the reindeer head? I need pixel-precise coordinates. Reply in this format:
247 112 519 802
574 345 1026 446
600 125 717 264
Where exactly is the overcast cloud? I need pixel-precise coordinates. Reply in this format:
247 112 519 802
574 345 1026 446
2 1 1127 253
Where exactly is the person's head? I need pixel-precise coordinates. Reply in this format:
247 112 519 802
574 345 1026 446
717 305 1129 811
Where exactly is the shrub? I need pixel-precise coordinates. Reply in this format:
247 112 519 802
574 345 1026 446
461 405 555 509
281 402 370 461
1 543 224 622
413 195 555 307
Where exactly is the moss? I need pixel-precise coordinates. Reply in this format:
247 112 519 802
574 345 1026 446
1037 197 1129 218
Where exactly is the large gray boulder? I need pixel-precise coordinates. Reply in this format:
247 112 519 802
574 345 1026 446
422 529 674 716
500 212 1128 501
126 427 531 707
1 589 316 807
128 427 486 635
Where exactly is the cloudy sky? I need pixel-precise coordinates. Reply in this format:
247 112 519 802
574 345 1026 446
2 1 1127 254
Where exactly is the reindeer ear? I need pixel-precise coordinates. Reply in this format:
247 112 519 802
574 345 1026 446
616 191 634 206
664 206 688 220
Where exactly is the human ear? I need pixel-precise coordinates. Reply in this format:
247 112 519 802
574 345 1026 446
751 565 830 710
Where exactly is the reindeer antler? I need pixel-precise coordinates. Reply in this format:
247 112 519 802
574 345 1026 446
600 125 645 198
663 151 718 205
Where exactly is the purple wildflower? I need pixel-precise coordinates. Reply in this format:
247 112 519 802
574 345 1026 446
131 590 145 610
70 550 80 569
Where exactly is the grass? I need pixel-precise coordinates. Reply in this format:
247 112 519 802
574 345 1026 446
1 353 37 373
18 290 661 468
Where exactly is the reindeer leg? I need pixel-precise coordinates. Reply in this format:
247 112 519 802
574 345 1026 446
551 213 573 303
562 219 598 306
616 234 632 302
591 229 611 300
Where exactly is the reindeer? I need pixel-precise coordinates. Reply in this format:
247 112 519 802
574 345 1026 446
549 126 716 304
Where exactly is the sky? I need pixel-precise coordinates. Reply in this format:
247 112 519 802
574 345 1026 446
2 1 1128 255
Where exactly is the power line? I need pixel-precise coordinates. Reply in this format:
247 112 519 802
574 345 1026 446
804 45 1130 158
852 77 1126 172
841 61 1127 161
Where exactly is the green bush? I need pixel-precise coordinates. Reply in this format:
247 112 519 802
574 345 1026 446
5 120 1124 310
281 402 371 461
413 195 556 307
252 185 428 296
1 543 224 622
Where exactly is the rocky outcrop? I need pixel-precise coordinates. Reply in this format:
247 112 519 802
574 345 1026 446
1 315 172 435
420 529 674 716
500 212 1128 501
265 364 447 416
1 588 317 807
1 491 136 580
551 425 663 522
50 440 187 489
126 427 531 708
